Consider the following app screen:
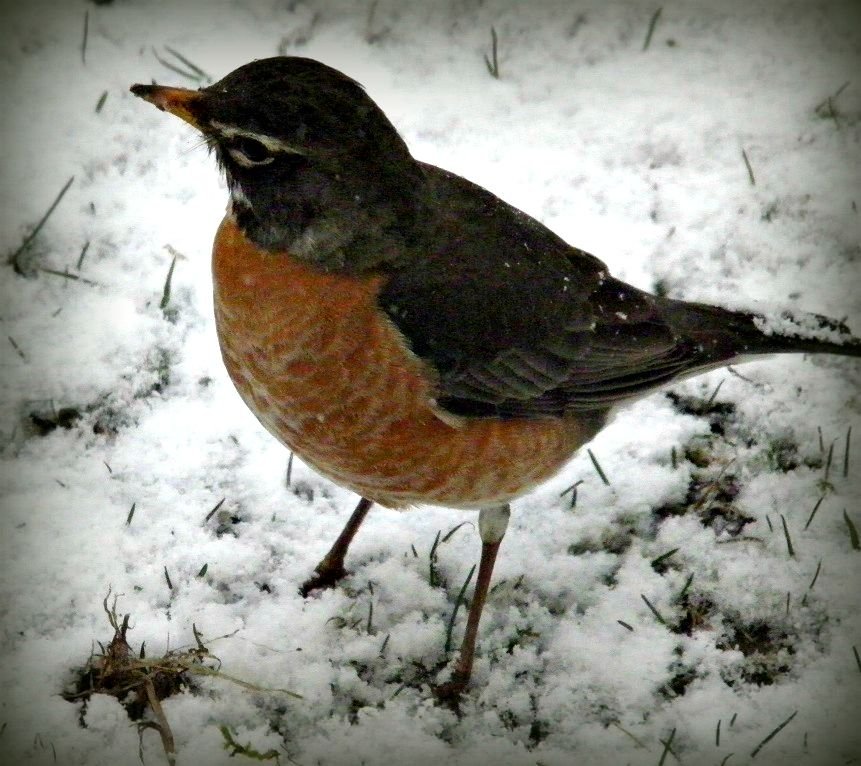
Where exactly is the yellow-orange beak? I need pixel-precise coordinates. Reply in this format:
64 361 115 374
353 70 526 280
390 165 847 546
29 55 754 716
130 84 205 130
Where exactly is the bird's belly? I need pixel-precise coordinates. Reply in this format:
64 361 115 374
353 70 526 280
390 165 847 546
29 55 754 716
212 215 586 509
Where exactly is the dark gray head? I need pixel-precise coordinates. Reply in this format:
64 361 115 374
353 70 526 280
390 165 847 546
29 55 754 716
132 57 425 271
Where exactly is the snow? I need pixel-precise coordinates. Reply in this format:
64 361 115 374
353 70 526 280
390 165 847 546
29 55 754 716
1 1 860 765
752 308 857 346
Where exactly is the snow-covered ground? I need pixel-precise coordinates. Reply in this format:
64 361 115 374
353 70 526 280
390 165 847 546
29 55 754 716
2 1 860 764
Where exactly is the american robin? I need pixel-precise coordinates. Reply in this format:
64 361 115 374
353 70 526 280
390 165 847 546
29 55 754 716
131 56 861 702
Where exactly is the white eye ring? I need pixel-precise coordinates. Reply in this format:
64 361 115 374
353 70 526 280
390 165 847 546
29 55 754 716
210 120 305 166
227 147 275 168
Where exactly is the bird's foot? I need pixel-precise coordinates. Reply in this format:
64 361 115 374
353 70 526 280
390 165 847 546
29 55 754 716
298 564 347 597
432 674 468 713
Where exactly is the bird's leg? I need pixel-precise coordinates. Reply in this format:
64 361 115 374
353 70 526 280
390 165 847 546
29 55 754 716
299 496 373 596
435 504 510 706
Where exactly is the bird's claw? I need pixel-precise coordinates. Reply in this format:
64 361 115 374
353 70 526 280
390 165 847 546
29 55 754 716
432 676 469 713
298 564 347 597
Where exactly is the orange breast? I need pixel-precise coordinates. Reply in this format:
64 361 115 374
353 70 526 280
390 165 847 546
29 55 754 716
212 215 588 509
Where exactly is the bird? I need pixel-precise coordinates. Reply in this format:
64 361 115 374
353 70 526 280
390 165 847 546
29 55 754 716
131 56 861 703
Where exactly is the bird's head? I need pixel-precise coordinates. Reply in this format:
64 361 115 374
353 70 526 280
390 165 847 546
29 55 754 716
131 56 423 271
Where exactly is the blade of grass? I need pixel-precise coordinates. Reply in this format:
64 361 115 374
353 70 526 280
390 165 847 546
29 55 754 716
559 479 583 509
843 509 860 550
444 564 476 653
807 560 821 591
441 521 470 543
657 727 676 766
741 148 756 185
640 594 666 625
193 666 302 698
611 721 648 749
160 255 177 311
285 451 294 487
152 47 199 82
651 547 679 569
706 379 724 405
205 497 225 522
7 336 26 361
9 176 75 272
483 27 499 78
163 45 210 81
823 440 835 482
81 10 89 65
780 514 795 557
76 240 90 269
429 530 442 587
833 80 850 98
587 448 611 485
642 7 662 51
364 0 391 45
815 80 850 119
750 711 797 758
143 676 176 765
803 496 825 530
39 267 100 286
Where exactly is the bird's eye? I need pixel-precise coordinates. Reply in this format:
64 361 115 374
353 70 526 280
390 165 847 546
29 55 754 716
226 137 274 167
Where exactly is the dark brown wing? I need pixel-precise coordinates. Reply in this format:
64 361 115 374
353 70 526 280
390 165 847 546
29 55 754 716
379 165 698 418
381 165 861 419
445 277 698 416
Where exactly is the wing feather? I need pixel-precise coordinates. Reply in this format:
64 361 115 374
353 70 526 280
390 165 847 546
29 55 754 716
380 164 704 419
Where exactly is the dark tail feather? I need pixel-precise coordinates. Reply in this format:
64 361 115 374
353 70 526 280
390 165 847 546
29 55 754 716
659 298 861 367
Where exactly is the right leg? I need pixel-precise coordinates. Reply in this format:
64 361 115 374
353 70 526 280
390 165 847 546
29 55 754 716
299 496 373 596
435 504 511 705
